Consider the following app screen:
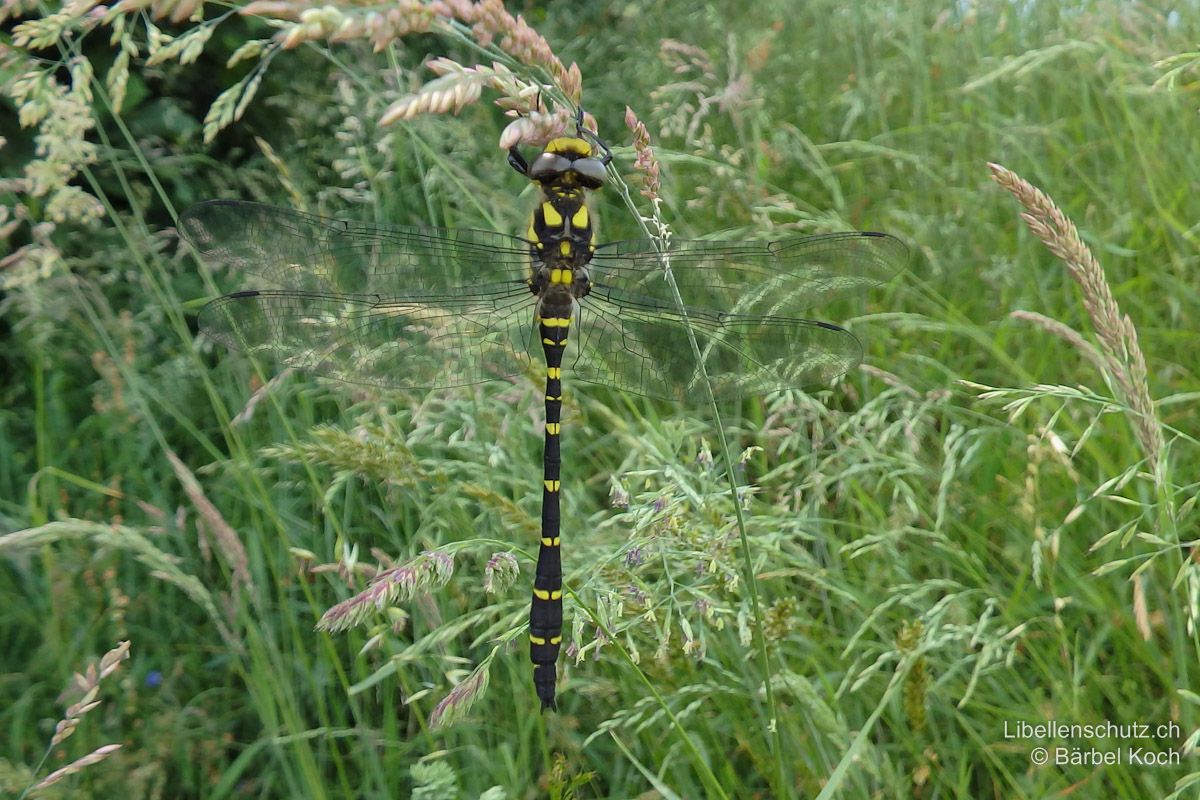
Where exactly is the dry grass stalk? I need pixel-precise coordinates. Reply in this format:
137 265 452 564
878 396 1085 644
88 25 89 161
51 640 131 746
165 449 253 591
1132 573 1152 640
230 367 294 426
1008 310 1108 377
235 0 582 146
988 163 1163 476
32 641 130 790
858 364 921 398
34 743 123 790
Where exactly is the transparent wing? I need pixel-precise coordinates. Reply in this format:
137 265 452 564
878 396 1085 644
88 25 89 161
182 200 533 294
184 201 538 389
198 289 537 390
589 232 907 316
570 232 908 400
571 290 863 401
184 201 908 398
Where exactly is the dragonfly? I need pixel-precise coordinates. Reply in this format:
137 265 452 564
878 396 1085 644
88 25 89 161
181 118 907 712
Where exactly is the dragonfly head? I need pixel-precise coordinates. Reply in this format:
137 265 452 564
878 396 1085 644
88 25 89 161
508 110 612 191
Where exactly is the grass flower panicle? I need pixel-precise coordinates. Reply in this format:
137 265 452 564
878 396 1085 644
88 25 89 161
624 105 662 202
429 653 493 728
166 450 253 592
482 551 519 594
26 642 130 792
316 549 456 633
989 162 1163 475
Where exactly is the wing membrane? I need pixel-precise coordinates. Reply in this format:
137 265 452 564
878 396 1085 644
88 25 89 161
185 201 537 388
572 287 862 401
198 289 536 390
184 201 908 398
571 232 907 399
590 232 906 316
182 200 532 295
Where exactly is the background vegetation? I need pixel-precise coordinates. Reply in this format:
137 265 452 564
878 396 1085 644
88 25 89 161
2 0 1198 797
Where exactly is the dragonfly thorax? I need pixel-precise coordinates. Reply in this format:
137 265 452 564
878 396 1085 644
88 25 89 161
528 198 594 318
524 144 598 321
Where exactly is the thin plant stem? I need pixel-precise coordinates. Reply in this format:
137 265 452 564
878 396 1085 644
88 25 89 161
605 139 790 797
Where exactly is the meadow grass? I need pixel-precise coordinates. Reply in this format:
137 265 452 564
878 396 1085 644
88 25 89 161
1 0 1198 797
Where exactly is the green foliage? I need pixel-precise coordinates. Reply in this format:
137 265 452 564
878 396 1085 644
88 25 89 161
411 760 458 800
2 0 1198 797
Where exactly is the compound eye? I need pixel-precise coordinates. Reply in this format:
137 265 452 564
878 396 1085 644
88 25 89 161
571 157 608 188
529 153 571 181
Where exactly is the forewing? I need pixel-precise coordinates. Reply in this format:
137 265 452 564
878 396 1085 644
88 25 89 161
185 201 538 389
181 200 532 295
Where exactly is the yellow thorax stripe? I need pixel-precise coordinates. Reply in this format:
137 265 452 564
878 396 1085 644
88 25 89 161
542 202 562 227
559 240 571 257
572 206 588 228
545 137 591 156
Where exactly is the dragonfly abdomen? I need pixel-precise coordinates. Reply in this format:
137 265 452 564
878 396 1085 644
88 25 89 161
530 312 568 711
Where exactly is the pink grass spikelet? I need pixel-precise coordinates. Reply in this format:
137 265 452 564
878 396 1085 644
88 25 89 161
625 106 662 201
455 0 566 84
499 106 573 149
483 551 519 594
316 589 379 633
316 550 455 633
238 0 301 20
429 658 491 729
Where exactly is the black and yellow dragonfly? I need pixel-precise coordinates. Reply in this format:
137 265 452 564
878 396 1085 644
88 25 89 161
181 122 906 712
